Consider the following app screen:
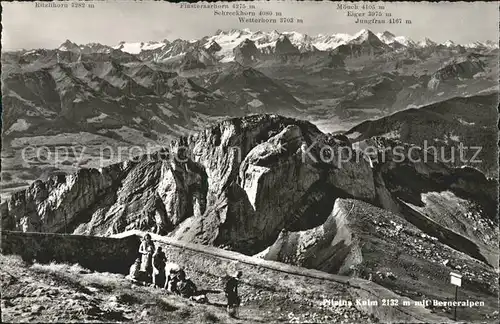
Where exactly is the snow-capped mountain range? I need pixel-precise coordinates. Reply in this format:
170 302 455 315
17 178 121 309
53 28 498 64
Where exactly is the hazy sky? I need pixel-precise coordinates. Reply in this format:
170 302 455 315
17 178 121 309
2 1 498 50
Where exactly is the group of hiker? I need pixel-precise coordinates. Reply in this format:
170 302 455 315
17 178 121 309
127 233 242 317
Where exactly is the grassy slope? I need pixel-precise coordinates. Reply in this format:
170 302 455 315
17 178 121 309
0 254 373 324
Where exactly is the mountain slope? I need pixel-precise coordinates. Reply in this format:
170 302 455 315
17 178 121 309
2 30 498 200
260 198 498 322
344 93 498 177
199 63 305 115
1 60 233 140
332 29 391 58
2 114 498 322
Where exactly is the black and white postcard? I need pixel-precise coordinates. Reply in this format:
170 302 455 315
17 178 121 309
1 1 498 323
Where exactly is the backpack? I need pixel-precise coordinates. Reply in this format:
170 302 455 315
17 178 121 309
224 276 238 295
153 252 166 270
178 279 197 297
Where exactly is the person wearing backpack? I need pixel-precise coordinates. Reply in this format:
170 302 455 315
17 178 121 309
152 246 167 288
176 269 198 298
224 270 242 318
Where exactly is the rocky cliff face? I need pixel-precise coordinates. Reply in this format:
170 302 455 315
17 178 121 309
233 39 260 65
2 114 497 321
344 93 498 178
2 114 497 260
333 30 390 58
2 115 370 248
258 136 498 268
274 35 300 55
432 54 486 81
258 198 498 321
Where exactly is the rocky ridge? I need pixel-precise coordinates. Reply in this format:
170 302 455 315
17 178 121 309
2 114 498 321
2 114 496 254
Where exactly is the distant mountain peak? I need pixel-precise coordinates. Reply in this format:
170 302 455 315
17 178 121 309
353 29 373 38
381 31 396 38
61 39 76 45
233 38 260 64
377 31 396 44
41 28 493 64
59 39 80 51
226 28 251 36
349 29 386 48
278 34 287 41
442 40 456 47
275 34 300 55
418 37 437 47
350 29 379 43
205 40 222 53
394 36 416 47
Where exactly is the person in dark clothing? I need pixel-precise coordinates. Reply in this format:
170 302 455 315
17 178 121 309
175 270 198 298
152 246 167 288
174 269 208 303
225 270 242 318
